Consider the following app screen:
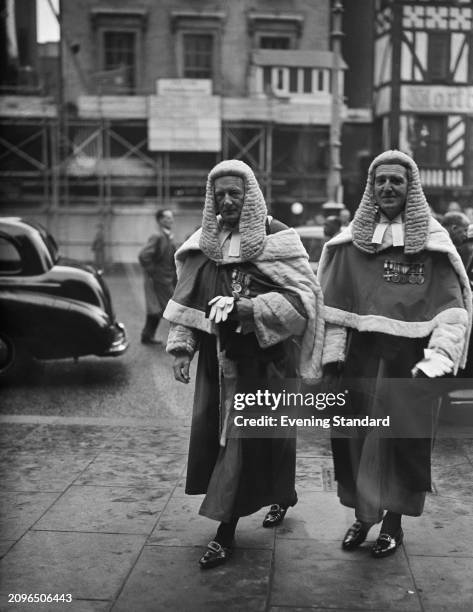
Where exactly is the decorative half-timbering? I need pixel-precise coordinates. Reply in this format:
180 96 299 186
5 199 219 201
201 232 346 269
374 0 473 210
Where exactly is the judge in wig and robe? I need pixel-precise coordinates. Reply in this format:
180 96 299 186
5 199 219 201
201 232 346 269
164 159 324 569
317 150 472 558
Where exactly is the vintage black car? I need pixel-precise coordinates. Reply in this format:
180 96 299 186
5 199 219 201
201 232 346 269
0 217 128 377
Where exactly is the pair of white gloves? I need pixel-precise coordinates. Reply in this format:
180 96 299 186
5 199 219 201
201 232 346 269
208 295 235 323
411 349 453 378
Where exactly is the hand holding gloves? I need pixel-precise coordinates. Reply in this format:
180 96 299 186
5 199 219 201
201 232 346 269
411 349 453 378
208 296 235 323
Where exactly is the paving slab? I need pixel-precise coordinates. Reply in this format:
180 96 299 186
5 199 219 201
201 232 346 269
0 598 111 612
172 471 196 497
409 556 473 611
269 608 400 611
104 427 189 455
296 430 333 458
431 438 471 468
0 424 39 450
0 540 15 558
17 424 122 453
148 496 274 550
113 545 271 612
403 493 473 557
76 451 186 488
296 456 333 492
34 485 170 534
0 531 146 601
0 450 97 492
0 491 61 539
460 438 473 461
271 540 421 610
431 461 473 499
276 491 358 542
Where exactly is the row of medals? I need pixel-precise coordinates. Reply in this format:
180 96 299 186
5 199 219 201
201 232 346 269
383 261 425 284
231 268 250 298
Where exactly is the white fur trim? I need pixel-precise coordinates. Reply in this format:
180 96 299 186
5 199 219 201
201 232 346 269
323 305 468 338
166 323 198 356
428 319 469 374
252 292 307 348
322 324 348 365
253 238 324 380
163 299 213 334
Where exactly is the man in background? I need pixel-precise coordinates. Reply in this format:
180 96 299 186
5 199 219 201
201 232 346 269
323 215 342 240
138 209 176 345
441 211 472 269
339 208 351 227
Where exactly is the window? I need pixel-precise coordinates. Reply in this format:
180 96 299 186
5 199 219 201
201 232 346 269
103 31 136 91
183 34 214 79
248 12 303 49
413 116 445 166
90 8 147 94
171 11 224 89
0 237 22 274
428 32 450 82
259 36 290 49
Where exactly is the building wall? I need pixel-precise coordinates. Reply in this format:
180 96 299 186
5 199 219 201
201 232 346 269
62 0 331 101
373 0 473 211
2 0 376 263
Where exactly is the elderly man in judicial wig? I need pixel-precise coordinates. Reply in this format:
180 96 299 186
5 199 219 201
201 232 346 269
164 159 324 569
317 150 472 558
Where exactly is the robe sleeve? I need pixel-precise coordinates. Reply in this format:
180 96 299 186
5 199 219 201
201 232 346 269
427 316 469 371
321 323 348 366
166 323 199 357
251 291 307 348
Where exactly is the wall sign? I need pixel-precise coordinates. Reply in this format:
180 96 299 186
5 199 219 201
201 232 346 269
401 85 473 114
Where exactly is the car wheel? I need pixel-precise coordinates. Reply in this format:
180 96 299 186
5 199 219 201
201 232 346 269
0 333 31 380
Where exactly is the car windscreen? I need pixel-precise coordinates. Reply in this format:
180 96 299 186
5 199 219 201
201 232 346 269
28 221 60 264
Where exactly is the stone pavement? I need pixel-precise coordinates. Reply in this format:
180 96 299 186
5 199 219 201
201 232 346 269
0 415 472 612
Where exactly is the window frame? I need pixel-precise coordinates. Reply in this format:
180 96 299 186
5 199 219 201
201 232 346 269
171 12 224 93
100 29 138 92
181 32 215 80
248 13 303 50
427 31 451 83
257 34 292 50
412 115 447 167
90 8 147 95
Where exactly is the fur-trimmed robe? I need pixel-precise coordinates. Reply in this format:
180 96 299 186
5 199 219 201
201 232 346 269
317 217 471 522
164 222 323 521
318 217 471 370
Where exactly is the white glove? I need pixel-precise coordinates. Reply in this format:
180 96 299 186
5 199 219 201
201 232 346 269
412 349 454 378
208 295 235 323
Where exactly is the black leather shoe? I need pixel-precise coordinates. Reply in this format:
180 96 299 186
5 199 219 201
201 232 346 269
342 520 369 550
262 504 288 528
371 528 403 558
199 540 233 569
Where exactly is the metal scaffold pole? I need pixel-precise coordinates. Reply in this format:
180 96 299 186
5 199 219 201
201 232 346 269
327 0 344 205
